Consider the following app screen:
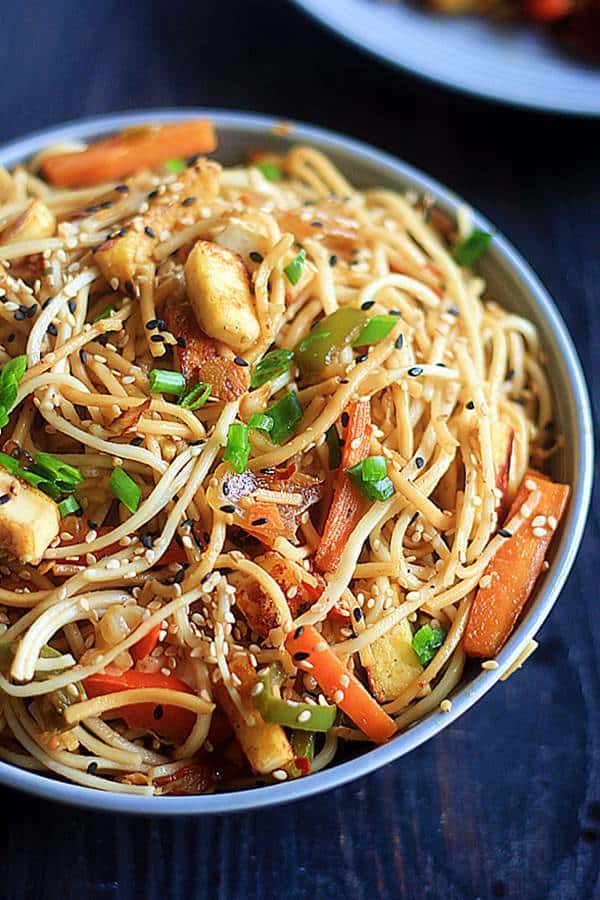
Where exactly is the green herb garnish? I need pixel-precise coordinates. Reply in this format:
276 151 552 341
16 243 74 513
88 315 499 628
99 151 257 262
284 249 306 286
325 425 342 470
412 624 446 666
164 158 186 173
250 348 294 389
223 423 250 474
179 382 212 410
452 229 492 267
248 413 274 433
353 315 397 347
149 369 186 396
347 456 395 502
0 355 27 429
92 304 116 323
265 391 303 445
58 495 80 517
255 162 283 182
109 467 141 513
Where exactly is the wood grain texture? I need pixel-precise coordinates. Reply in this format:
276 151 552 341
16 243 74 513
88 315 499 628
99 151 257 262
0 1 599 897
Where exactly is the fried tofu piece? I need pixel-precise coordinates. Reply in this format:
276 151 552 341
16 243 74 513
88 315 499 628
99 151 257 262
365 619 422 703
1 199 56 242
164 302 250 401
0 469 59 563
95 160 220 289
184 240 259 352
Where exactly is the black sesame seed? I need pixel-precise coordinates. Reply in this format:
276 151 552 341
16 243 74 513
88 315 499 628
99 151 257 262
294 626 305 640
415 456 425 469
114 184 129 193
361 300 375 310
85 205 100 214
68 299 76 314
173 568 186 584
448 306 460 316
249 251 263 264
189 439 205 446
182 196 197 207
466 400 475 410
140 533 154 549
25 304 37 318
408 366 423 377
145 318 158 330
86 761 98 775
339 379 349 384
176 336 186 349
252 517 269 526
80 349 88 363
341 411 350 428
124 280 134 295
75 507 84 517
117 228 128 237
47 324 58 337
352 607 363 622
220 504 235 514
87 519 98 530
233 356 249 367
153 705 164 720
311 221 323 228
14 311 24 321
18 304 28 314
0 494 11 505
187 154 200 166
7 333 15 343
395 334 404 350
505 368 515 381
147 189 159 200
329 254 338 267
99 199 113 209
150 334 165 343
356 353 368 363
389 309 401 316
436 362 447 367
144 226 156 239
260 467 276 475
41 297 52 310
293 651 310 662
498 528 512 538
222 482 230 496
130 436 143 447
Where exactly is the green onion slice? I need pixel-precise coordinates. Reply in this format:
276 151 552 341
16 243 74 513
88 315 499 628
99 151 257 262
250 348 294 389
58 495 80 517
265 391 303 445
92 303 116 323
347 457 395 502
109 467 141 513
452 229 492 267
223 422 250 474
0 355 27 432
353 315 397 346
412 624 446 666
325 425 342 470
179 382 212 410
248 413 274 433
255 162 282 182
149 369 186 396
283 249 306 286
164 158 186 173
31 452 83 488
361 455 387 483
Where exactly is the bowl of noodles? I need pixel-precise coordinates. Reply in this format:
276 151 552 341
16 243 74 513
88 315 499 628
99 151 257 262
0 111 591 814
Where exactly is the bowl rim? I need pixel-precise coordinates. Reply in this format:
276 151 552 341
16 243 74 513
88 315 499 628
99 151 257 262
0 108 592 815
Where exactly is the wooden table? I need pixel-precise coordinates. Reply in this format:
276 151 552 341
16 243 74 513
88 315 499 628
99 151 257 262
0 1 598 897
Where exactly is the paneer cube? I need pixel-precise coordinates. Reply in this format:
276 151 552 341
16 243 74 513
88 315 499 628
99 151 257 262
1 199 56 242
184 240 259 352
0 469 59 563
366 618 422 703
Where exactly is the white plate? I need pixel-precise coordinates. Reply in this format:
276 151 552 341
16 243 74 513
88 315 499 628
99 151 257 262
293 0 600 115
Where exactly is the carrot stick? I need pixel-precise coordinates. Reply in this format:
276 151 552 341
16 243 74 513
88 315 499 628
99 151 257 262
463 470 569 658
83 670 195 743
315 400 371 572
285 624 395 743
130 623 161 662
41 120 217 187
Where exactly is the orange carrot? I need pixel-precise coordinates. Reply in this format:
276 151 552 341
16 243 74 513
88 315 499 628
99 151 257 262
130 623 161 662
524 0 572 20
41 120 216 187
285 624 395 743
463 470 569 658
83 670 195 743
315 400 371 572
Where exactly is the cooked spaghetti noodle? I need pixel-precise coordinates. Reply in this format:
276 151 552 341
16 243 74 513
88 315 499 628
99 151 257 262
0 121 568 796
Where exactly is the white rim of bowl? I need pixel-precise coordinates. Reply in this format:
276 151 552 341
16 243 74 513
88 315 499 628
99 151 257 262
0 109 592 815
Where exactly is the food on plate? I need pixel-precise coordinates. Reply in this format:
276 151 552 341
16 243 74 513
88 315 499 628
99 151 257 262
0 121 568 796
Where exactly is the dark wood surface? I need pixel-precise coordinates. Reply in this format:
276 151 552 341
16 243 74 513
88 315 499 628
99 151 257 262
0 2 598 897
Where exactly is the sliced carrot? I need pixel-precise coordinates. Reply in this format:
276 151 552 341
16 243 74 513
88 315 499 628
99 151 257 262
130 623 161 662
315 400 371 572
41 120 217 187
285 624 395 743
83 670 195 743
463 470 569 658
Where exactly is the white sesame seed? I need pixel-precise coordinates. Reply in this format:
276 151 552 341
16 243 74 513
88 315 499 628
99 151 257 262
297 709 312 723
339 674 350 688
333 689 344 703
482 660 499 670
531 515 546 528
439 699 452 712
272 769 288 781
533 527 547 538
525 479 537 491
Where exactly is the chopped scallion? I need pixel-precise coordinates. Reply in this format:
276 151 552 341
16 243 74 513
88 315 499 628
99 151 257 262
250 348 294 389
452 229 492 267
164 158 186 173
179 382 212 410
361 455 387 483
224 423 250 473
283 249 306 286
92 304 116 323
58 495 80 517
347 457 395 502
325 425 341 470
412 624 446 666
109 467 141 513
248 413 274 433
149 369 186 396
265 391 303 445
255 162 283 182
0 354 27 432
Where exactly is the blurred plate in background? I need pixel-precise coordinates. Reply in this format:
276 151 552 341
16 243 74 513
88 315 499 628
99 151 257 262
292 0 600 116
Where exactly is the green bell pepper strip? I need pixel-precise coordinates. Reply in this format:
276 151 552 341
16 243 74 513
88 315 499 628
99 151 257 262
294 307 366 377
253 663 336 732
286 730 317 778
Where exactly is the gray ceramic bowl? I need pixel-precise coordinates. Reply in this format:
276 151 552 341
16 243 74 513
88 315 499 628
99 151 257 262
0 110 592 814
